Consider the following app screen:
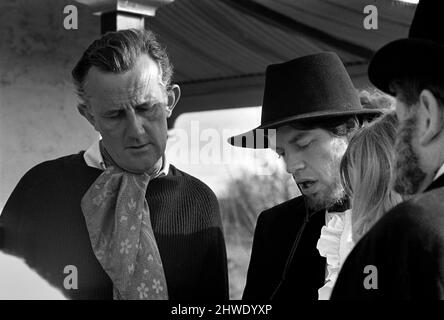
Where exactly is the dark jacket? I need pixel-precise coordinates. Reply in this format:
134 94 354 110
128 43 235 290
0 152 228 300
331 174 444 299
242 196 328 300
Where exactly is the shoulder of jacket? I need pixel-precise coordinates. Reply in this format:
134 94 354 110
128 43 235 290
258 196 305 223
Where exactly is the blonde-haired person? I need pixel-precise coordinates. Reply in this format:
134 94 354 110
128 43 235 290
316 111 402 299
341 111 402 242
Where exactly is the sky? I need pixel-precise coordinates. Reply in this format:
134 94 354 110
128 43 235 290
165 106 286 197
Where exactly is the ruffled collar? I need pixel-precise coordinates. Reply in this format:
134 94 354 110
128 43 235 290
316 209 354 299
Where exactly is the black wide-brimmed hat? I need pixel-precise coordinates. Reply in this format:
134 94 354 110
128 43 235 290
369 0 444 94
228 52 381 149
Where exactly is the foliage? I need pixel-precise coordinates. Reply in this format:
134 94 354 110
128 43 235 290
218 165 299 299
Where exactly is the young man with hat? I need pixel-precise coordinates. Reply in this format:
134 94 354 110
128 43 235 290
228 52 380 300
331 0 444 299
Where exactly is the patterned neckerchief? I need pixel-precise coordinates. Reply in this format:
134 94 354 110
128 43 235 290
80 141 168 299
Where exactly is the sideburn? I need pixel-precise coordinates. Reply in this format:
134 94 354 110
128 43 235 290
394 112 427 195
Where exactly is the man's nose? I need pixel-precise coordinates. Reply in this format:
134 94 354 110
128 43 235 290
285 154 305 174
126 110 146 136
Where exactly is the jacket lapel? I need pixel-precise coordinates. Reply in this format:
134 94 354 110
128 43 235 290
424 173 444 192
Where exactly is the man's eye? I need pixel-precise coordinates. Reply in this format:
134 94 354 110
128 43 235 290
138 104 158 114
106 112 123 119
297 141 312 149
139 108 154 114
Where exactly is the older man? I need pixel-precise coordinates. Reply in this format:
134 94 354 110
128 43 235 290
0 29 228 300
332 0 444 299
228 52 380 300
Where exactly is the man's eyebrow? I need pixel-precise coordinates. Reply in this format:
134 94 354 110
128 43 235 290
105 106 125 111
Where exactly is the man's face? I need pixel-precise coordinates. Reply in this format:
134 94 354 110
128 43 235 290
393 99 427 195
275 125 348 211
83 54 170 173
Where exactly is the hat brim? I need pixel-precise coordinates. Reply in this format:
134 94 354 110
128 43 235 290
369 38 444 94
227 108 382 149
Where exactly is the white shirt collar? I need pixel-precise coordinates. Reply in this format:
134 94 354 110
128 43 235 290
84 138 106 170
83 138 169 178
325 209 351 225
433 162 444 182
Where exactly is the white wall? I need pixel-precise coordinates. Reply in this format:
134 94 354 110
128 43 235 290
0 0 100 209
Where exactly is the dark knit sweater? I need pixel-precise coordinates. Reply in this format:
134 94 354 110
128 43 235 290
0 152 228 300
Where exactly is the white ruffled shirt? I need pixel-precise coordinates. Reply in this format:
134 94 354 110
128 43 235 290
316 209 354 300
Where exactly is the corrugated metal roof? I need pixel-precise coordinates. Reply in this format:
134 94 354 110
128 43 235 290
142 0 416 124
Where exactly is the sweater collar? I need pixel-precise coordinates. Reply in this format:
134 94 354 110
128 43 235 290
83 137 169 178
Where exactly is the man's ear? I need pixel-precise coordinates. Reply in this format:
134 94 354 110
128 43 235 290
165 84 181 118
418 89 443 146
78 103 98 130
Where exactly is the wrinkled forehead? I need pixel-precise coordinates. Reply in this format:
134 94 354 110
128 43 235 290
83 55 166 107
